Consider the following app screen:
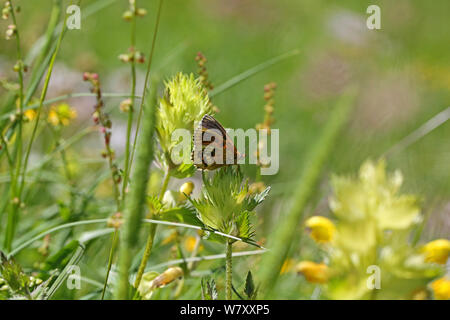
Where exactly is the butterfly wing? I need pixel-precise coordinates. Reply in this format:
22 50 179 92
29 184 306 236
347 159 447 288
192 114 239 170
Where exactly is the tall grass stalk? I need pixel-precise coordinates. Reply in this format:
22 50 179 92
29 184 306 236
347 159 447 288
209 49 300 98
101 228 119 299
115 88 157 300
121 0 139 204
257 89 357 297
125 0 164 201
27 0 62 88
4 0 25 252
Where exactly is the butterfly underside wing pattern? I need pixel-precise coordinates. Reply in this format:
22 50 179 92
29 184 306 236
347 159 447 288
192 114 240 170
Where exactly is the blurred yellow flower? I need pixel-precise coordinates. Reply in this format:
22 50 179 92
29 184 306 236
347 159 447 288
430 277 450 300
48 103 77 126
184 235 203 253
296 261 329 284
305 216 336 243
330 159 420 230
161 230 178 245
24 109 36 122
421 239 450 264
280 259 295 274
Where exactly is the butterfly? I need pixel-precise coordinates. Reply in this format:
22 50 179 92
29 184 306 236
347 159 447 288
192 114 242 170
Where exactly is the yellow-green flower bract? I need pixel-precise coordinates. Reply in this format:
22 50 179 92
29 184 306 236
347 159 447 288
156 72 212 162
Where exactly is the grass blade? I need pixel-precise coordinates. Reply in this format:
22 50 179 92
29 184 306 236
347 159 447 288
209 49 300 98
115 88 157 300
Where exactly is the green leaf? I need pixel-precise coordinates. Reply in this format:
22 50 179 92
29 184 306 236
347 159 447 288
247 186 271 211
41 240 80 273
0 251 30 296
147 195 164 215
244 271 255 299
160 206 204 227
170 163 196 179
236 211 255 240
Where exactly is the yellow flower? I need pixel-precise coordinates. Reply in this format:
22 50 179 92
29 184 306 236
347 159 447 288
48 103 77 126
280 259 295 274
421 239 450 264
430 277 450 300
296 261 330 284
48 110 59 126
184 235 203 253
305 216 336 243
24 109 36 122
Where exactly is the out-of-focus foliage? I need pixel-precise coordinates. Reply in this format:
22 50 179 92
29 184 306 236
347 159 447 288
298 160 446 299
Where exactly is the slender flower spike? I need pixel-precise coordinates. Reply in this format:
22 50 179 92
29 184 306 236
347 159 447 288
421 239 450 264
296 261 330 284
430 277 450 300
305 216 336 244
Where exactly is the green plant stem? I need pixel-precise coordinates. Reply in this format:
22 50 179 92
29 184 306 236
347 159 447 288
257 89 357 298
116 88 157 300
106 143 121 211
121 2 138 205
133 223 157 290
133 168 170 291
158 169 170 199
225 240 233 300
4 0 25 252
128 0 164 176
101 228 119 300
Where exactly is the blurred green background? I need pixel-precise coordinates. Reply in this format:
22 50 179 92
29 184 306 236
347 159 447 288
0 0 449 299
